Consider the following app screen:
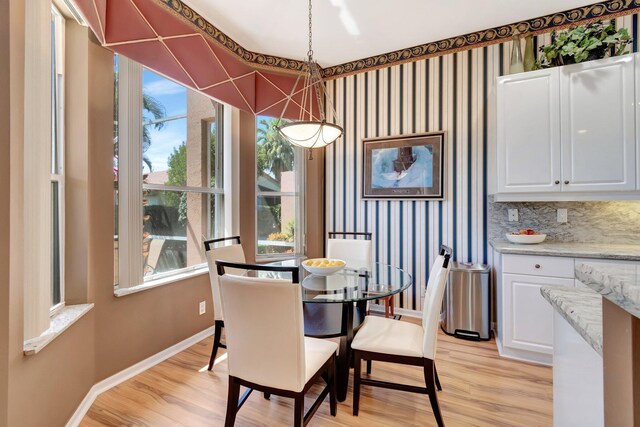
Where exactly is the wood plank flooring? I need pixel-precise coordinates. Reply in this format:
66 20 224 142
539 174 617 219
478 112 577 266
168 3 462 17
82 320 552 427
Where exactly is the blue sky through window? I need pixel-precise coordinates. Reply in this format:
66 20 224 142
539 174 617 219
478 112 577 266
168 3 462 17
142 69 186 174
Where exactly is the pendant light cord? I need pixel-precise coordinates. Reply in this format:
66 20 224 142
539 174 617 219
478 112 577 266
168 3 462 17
308 0 313 61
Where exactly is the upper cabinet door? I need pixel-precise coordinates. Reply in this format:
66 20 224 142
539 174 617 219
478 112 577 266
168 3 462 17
497 69 561 193
560 55 636 191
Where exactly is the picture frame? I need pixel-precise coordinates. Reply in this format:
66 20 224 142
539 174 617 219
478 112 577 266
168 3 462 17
362 132 445 199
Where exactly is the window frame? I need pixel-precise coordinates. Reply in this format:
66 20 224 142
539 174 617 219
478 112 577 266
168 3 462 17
255 119 306 261
50 4 65 315
115 57 225 292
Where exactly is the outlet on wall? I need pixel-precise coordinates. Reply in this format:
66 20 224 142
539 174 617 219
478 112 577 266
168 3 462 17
508 209 519 222
199 301 206 315
557 208 568 223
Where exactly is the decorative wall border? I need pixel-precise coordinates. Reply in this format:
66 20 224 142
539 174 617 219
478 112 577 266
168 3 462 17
157 0 640 79
322 0 640 78
156 0 306 74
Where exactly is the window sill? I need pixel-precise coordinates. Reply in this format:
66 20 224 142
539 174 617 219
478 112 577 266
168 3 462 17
114 267 209 297
255 254 306 264
23 303 94 356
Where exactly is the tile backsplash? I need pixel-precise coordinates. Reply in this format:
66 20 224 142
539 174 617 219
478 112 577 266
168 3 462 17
488 196 640 244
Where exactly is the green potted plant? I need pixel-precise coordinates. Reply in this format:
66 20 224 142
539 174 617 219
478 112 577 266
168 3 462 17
537 21 631 68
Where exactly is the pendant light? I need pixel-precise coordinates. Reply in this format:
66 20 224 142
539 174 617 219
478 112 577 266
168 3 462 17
276 0 343 159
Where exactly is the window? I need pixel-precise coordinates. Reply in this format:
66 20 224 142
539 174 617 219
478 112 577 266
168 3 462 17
256 116 305 258
115 57 225 291
51 5 65 312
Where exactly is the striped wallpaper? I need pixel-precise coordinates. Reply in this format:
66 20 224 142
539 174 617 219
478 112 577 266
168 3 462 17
324 14 640 312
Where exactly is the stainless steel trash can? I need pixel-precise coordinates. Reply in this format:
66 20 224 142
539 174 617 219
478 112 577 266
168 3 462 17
441 262 491 340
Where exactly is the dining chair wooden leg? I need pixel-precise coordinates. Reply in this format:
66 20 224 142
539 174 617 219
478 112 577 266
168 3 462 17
328 355 337 416
293 395 305 427
424 359 445 427
366 360 372 375
353 350 362 416
389 295 395 317
208 320 224 371
434 363 442 391
224 376 241 427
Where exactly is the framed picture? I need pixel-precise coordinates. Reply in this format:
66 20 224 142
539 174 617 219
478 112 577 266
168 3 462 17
362 132 445 199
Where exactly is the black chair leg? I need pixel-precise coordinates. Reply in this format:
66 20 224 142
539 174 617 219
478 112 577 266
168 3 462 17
294 395 304 427
424 359 445 427
434 363 442 391
366 359 372 375
353 350 362 416
208 320 223 371
225 376 240 427
263 392 271 400
329 355 337 416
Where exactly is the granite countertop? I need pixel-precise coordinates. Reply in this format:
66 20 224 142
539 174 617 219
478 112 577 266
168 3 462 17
540 286 602 355
490 240 640 261
575 263 640 319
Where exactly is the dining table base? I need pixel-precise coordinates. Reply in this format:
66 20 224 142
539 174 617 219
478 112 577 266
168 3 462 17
303 301 366 402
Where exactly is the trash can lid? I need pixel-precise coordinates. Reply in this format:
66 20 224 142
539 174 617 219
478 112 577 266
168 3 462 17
449 262 490 272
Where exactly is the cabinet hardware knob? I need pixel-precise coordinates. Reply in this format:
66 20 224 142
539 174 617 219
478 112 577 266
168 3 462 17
554 180 560 184
534 264 541 269
564 180 569 184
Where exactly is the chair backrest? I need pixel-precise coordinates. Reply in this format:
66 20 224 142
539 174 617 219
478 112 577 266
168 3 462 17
217 261 306 392
204 236 245 321
422 245 452 360
327 232 372 270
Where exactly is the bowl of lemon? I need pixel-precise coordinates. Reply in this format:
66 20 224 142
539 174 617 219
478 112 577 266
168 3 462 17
302 258 346 276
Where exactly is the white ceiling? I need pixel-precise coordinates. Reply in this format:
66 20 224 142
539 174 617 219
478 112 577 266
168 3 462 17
185 0 600 67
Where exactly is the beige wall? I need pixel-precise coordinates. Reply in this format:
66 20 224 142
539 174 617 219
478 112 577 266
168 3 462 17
0 18 213 427
0 0 15 424
0 14 326 426
306 149 326 258
239 111 257 263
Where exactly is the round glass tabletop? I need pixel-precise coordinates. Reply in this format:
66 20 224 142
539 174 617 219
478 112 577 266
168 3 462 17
254 259 413 303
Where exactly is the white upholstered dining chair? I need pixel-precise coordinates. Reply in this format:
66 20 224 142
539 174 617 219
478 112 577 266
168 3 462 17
326 231 372 270
350 245 452 427
203 236 246 371
216 260 338 427
327 231 398 318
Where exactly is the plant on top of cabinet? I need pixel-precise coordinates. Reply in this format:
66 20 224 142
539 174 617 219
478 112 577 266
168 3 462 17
537 22 631 68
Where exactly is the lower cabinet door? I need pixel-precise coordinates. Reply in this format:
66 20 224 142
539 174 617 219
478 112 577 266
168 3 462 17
503 273 575 354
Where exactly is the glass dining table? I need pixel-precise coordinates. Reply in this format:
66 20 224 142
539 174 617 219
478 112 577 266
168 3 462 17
256 259 413 402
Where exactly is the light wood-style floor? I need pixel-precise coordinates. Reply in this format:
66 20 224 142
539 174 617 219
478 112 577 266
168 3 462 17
81 320 552 427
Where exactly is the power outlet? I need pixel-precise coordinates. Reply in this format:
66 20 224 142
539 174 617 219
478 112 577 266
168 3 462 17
508 209 519 222
557 208 568 223
199 301 206 315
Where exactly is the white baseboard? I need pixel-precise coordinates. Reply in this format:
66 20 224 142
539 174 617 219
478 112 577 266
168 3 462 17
495 335 552 366
368 304 421 319
66 326 215 427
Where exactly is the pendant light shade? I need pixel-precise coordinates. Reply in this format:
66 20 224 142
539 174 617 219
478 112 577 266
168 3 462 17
276 0 343 156
277 120 343 149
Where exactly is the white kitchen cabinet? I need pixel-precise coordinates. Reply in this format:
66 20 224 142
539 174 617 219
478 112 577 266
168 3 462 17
560 55 636 191
495 53 638 199
496 68 561 193
503 273 574 355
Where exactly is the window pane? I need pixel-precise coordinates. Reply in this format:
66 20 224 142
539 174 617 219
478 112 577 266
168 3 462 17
143 190 221 278
208 119 221 189
257 195 297 255
51 181 61 306
257 116 295 192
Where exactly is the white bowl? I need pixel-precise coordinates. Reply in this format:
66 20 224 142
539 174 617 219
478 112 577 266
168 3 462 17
506 233 547 244
302 259 346 276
